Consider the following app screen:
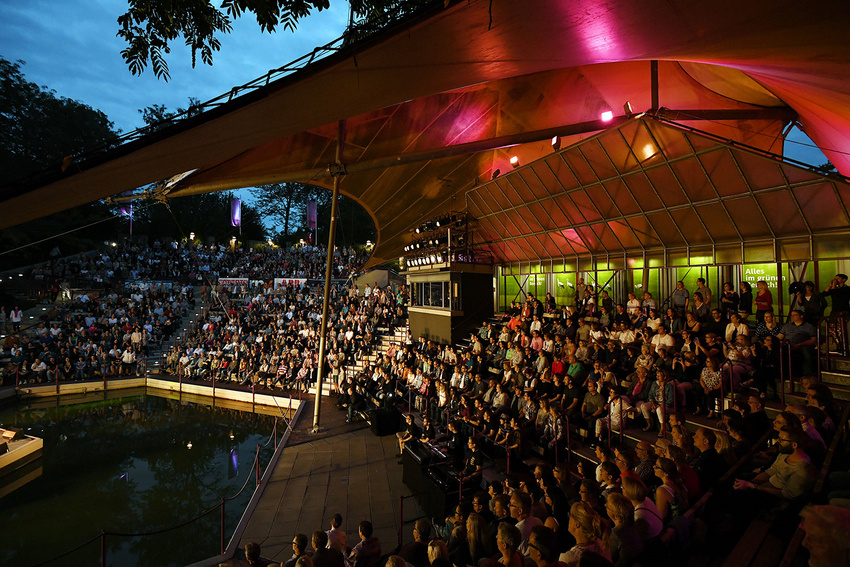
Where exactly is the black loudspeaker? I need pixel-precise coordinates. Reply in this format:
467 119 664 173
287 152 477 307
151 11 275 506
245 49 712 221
0 441 7 455
370 407 401 436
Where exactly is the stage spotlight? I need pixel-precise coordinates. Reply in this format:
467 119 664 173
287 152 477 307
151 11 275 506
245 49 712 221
415 227 420 234
510 156 520 168
436 253 443 263
600 110 614 122
551 136 561 151
492 169 501 179
623 101 633 116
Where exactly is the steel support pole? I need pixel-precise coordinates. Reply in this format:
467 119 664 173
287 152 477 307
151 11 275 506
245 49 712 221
313 120 346 433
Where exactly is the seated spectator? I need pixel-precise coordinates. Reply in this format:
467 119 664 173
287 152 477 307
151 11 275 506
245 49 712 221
244 540 270 567
691 428 726 494
398 519 431 567
326 513 347 554
559 502 611 566
283 534 310 567
348 521 381 567
733 427 817 504
799 504 850 567
495 522 524 567
604 493 644 567
311 531 344 567
621 476 663 541
653 458 688 523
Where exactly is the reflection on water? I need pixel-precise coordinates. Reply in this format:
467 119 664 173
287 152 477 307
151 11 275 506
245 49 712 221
0 392 277 567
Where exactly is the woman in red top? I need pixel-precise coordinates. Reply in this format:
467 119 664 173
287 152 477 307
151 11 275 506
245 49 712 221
754 279 773 323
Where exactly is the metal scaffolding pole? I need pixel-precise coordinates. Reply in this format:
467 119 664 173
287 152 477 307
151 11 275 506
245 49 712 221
313 120 346 433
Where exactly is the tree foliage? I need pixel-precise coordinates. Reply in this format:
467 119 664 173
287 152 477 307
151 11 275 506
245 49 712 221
138 97 202 131
131 191 267 243
117 0 436 80
0 57 123 269
0 57 118 185
252 182 375 247
250 182 310 239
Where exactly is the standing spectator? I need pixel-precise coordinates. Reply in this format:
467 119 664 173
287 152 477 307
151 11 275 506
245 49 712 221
797 281 827 325
823 273 850 314
738 281 754 319
777 310 818 376
754 280 773 323
671 281 690 315
696 278 713 307
10 306 22 333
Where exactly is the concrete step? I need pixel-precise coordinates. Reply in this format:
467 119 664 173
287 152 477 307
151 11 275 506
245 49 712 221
820 370 850 387
824 355 850 373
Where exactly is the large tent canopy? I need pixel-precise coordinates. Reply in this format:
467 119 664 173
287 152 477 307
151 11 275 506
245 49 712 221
3 0 850 268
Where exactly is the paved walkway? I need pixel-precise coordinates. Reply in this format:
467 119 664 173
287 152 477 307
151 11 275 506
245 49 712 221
240 427 425 564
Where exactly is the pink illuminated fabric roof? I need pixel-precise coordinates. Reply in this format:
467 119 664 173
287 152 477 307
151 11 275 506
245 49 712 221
2 0 850 268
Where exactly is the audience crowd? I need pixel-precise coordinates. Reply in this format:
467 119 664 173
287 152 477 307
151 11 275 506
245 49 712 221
1 241 378 386
327 276 848 567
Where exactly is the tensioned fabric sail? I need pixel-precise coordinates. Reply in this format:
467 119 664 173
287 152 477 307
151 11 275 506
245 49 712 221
2 0 850 268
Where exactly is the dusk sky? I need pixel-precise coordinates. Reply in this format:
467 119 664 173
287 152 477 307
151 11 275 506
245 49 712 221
0 0 349 134
0 0 830 203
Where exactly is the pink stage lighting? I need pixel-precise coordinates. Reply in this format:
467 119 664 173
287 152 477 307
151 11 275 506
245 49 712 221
600 110 614 122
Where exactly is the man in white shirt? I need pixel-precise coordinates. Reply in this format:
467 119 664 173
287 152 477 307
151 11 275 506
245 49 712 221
650 325 676 353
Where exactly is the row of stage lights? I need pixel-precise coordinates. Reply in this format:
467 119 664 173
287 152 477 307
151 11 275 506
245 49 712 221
413 212 467 235
405 253 444 267
492 107 627 179
404 236 448 252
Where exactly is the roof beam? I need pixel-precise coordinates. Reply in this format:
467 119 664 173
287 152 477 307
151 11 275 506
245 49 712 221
654 108 797 122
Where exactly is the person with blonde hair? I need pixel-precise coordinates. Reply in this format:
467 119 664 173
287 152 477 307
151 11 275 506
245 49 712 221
427 539 450 567
559 502 611 565
621 476 663 541
714 430 737 467
605 493 644 567
453 512 493 567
